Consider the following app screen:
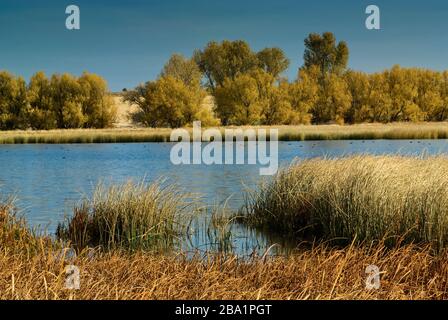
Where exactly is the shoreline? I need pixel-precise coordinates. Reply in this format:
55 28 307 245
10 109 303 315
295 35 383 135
1 123 448 144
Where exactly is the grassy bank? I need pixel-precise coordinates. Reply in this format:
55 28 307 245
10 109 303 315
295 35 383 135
1 122 448 144
243 155 448 250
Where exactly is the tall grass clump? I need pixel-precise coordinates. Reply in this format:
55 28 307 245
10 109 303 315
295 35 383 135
56 181 198 252
0 197 49 255
243 155 448 250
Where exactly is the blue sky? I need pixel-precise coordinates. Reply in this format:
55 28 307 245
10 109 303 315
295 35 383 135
0 0 447 91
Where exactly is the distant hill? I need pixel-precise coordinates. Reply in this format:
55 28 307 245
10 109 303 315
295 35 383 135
111 95 217 128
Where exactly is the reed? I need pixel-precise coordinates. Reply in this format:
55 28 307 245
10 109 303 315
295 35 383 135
0 241 447 299
1 122 448 144
56 181 198 252
0 198 52 255
204 206 237 254
243 155 448 250
1 194 448 299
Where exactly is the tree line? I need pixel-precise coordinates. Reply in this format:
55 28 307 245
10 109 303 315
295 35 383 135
125 32 448 127
2 32 448 130
0 71 116 130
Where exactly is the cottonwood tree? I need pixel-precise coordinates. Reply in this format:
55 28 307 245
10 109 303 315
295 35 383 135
257 47 290 80
161 54 202 88
124 76 211 128
303 32 349 80
214 73 262 125
78 72 116 128
214 69 292 125
344 70 371 123
312 73 352 124
50 74 85 128
251 69 291 125
288 67 320 124
125 51 217 128
368 72 392 123
0 71 114 130
28 72 116 129
300 32 350 124
0 71 28 129
384 66 421 122
27 71 57 129
260 81 292 125
436 71 448 121
194 40 259 91
414 69 443 121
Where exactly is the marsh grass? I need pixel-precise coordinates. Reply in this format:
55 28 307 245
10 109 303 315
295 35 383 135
243 155 448 250
0 198 53 255
1 191 448 299
0 128 172 144
204 205 237 254
0 240 447 299
56 181 199 252
1 122 448 144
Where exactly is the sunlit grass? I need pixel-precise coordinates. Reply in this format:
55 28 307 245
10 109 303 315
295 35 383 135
243 155 448 250
56 181 199 252
0 239 447 299
0 197 54 255
1 122 448 143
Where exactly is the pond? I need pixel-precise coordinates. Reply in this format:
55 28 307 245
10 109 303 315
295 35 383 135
0 140 447 253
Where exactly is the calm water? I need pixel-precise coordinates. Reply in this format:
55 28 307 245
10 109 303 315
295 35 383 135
0 140 447 251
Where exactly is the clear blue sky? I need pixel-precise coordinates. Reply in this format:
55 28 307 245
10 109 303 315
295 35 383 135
1 0 447 91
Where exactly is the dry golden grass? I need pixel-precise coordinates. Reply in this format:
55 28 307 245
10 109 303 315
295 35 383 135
1 243 447 300
244 155 448 250
1 190 448 300
0 128 174 144
1 122 448 143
